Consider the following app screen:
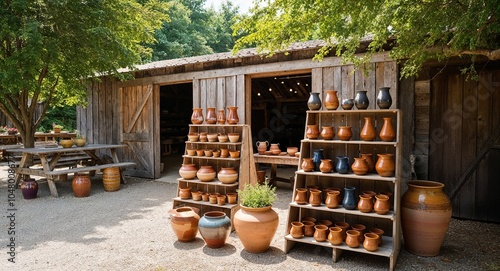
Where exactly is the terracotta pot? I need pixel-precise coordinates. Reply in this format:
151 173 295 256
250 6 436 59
290 221 304 239
337 126 352 141
191 191 202 201
217 109 226 124
198 211 231 248
317 219 332 227
201 192 209 201
53 128 61 133
197 165 216 182
357 194 374 213
256 141 269 154
375 153 395 177
345 230 361 248
179 164 197 180
303 221 316 237
212 150 220 157
352 223 367 243
302 217 317 224
209 193 219 204
227 192 238 204
187 133 199 142
325 190 341 208
335 222 350 241
60 139 74 148
351 157 369 175
168 207 200 242
196 149 205 156
207 133 218 142
360 153 375 173
328 226 344 245
178 186 192 199
220 148 229 158
191 108 204 124
256 170 266 184
379 117 396 142
269 143 280 155
229 150 240 158
286 147 298 157
74 138 86 147
319 159 333 173
102 167 120 192
217 194 226 205
21 178 38 199
360 116 376 141
324 90 339 110
205 107 217 124
218 167 238 184
308 189 322 206
363 233 380 252
186 149 196 156
228 133 240 142
320 126 335 140
313 224 329 242
374 194 391 215
204 149 213 157
306 124 320 139
218 134 228 142
234 205 279 253
226 106 239 124
294 188 308 205
401 180 452 256
370 228 384 245
71 173 91 197
301 158 314 172
199 132 208 142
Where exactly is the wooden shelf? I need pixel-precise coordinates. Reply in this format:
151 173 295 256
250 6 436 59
173 197 238 209
301 139 398 146
288 202 395 220
306 109 399 114
182 155 241 161
296 170 397 182
177 178 239 187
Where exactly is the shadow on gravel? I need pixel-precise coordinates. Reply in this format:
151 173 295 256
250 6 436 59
239 246 287 265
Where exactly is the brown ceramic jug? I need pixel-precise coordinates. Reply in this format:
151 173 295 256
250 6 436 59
294 188 308 204
319 159 333 173
290 222 304 239
328 226 344 245
351 157 369 175
357 194 374 213
217 109 226 124
374 194 391 215
301 158 315 172
360 153 375 173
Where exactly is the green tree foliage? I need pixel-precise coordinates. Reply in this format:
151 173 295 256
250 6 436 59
0 0 168 147
233 0 500 78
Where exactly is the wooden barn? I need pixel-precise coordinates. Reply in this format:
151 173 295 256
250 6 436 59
77 40 500 223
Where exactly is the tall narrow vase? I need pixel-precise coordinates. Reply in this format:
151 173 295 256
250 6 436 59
360 117 376 141
379 117 396 142
198 211 231 248
307 92 322 110
342 186 357 210
324 90 339 110
217 109 226 124
226 106 239 124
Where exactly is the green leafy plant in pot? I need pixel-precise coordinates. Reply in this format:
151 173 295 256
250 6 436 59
234 182 279 253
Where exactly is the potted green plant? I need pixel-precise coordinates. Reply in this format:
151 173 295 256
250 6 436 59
53 124 63 133
233 182 279 253
0 126 7 134
73 130 86 147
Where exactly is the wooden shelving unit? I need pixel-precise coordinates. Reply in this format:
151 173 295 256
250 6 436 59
172 124 257 223
284 109 402 271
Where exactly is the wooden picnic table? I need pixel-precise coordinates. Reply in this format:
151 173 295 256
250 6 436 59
253 153 299 185
6 144 136 197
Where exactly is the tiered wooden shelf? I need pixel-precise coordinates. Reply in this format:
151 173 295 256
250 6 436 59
172 124 256 223
284 109 402 271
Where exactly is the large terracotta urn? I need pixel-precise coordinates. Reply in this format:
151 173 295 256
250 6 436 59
168 206 200 242
198 211 231 248
401 181 452 256
233 205 279 253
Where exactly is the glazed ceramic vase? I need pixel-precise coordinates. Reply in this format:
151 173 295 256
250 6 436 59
217 167 238 184
379 117 396 142
21 178 38 199
169 206 200 242
375 153 395 177
319 159 333 173
306 124 320 139
197 165 216 182
307 92 322 110
234 205 279 253
198 211 231 248
290 222 304 239
342 186 357 210
324 90 339 110
256 141 269 154
328 227 344 245
320 126 335 140
376 87 392 109
401 180 452 256
360 117 376 141
217 109 226 124
337 126 352 141
301 158 314 172
205 107 217 124
226 106 239 124
191 108 204 124
341 98 354 110
312 149 324 171
374 194 391 215
179 164 197 180
354 90 369 109
351 157 369 175
335 156 350 174
72 173 91 197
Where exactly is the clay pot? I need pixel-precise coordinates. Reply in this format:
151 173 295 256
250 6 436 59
201 192 209 201
102 167 121 192
345 230 361 248
212 150 220 157
294 188 308 205
335 156 350 174
301 158 315 172
256 141 269 154
317 220 333 227
352 223 367 243
307 92 322 110
375 153 395 177
256 170 266 184
360 116 376 141
217 109 226 124
374 194 391 215
198 211 231 248
286 147 298 157
342 187 357 210
302 217 317 224
341 98 354 110
370 228 384 245
217 194 226 205
328 226 344 245
178 186 192 199
360 153 375 173
217 167 238 184
220 148 229 158
21 178 38 199
229 150 240 158
60 139 74 148
337 126 352 141
191 108 204 124
303 221 316 237
168 207 200 242
218 134 228 143
379 117 396 142
227 192 238 204
354 90 369 110
320 126 335 140
335 222 350 241
205 107 217 124
324 90 339 110
401 180 452 256
313 225 329 242
234 205 279 253
226 106 239 124
179 164 197 180
325 190 341 208
290 221 304 239
207 133 218 142
269 143 280 155
357 194 374 213
308 189 322 206
74 137 86 147
72 173 91 197
351 157 369 175
196 149 205 156
228 133 240 143
186 149 196 156
197 165 216 182
209 193 219 204
204 149 213 157
319 159 333 173
199 132 208 142
363 233 380 252
191 190 202 201
306 124 320 139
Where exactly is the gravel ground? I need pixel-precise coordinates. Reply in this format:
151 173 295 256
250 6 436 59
0 162 499 271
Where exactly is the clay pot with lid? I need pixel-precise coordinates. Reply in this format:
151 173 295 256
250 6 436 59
197 165 216 182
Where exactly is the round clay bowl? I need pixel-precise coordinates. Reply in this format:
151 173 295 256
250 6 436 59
207 134 218 142
229 151 240 158
287 147 298 157
218 135 228 142
60 139 74 148
212 151 221 157
280 152 288 156
187 133 199 142
196 150 205 156
204 150 213 157
186 149 196 156
228 133 240 142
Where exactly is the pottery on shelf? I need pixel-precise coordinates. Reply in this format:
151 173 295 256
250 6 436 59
360 153 375 173
335 222 350 241
313 224 329 242
319 159 333 173
217 167 238 184
375 153 395 177
360 116 376 141
337 126 352 141
346 230 361 248
312 149 324 171
303 221 316 237
179 164 197 180
217 134 228 143
197 165 216 182
301 158 314 172
374 194 391 215
325 190 341 209
307 92 322 110
205 107 217 124
178 186 192 199
199 132 208 142
217 109 226 124
376 87 392 109
294 188 308 204
328 226 344 245
187 133 199 142
351 157 369 175
191 108 204 124
290 221 304 239
341 98 354 110
227 192 238 204
207 133 218 142
269 143 281 155
228 133 240 142
198 211 231 248
342 186 357 210
169 206 200 242
352 223 367 243
324 90 339 110
335 156 350 174
306 124 320 139
379 117 396 142
308 189 322 206
357 194 374 213
363 233 380 252
287 147 298 157
229 150 240 158
354 90 369 109
226 106 239 124
320 126 335 140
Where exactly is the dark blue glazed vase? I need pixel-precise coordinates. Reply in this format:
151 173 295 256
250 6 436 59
376 87 392 109
354 90 369 110
198 211 231 248
335 156 350 174
342 186 357 210
307 92 322 110
312 149 324 171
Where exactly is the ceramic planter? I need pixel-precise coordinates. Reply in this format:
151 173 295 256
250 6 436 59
234 205 279 253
